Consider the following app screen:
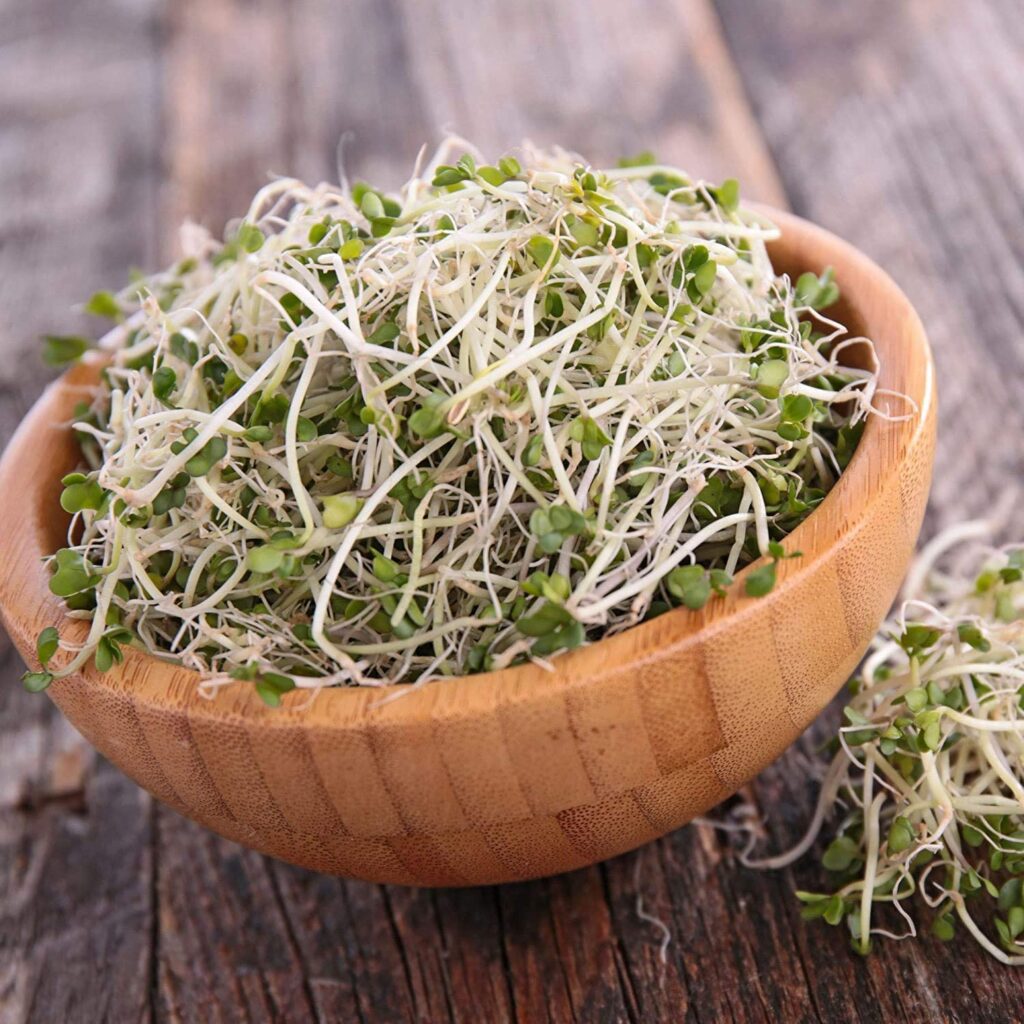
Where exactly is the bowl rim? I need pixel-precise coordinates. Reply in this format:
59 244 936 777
0 206 934 729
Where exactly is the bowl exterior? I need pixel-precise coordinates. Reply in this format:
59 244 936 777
0 210 935 885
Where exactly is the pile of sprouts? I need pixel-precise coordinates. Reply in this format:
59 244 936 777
746 523 1024 963
28 139 878 702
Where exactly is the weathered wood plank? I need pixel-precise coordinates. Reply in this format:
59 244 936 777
161 0 295 244
290 0 786 205
715 0 1024 1016
715 0 1024 532
153 809 320 1023
161 0 785 236
269 868 420 1023
0 763 153 1024
427 887 517 1024
497 869 636 1024
0 2 163 1021
0 0 163 386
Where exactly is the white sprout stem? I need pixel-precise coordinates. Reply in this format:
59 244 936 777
311 434 450 662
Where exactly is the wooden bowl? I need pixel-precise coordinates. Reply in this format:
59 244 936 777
0 209 935 886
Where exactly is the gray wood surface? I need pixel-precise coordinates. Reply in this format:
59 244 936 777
1 1 1022 1020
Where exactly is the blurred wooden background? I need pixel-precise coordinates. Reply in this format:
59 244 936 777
1 1 1022 1021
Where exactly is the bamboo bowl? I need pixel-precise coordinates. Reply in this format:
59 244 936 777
0 210 935 886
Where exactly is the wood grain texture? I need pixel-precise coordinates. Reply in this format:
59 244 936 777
158 0 786 242
0 3 163 1021
0 211 935 887
2 0 1022 1019
0 755 153 1024
716 0 1024 536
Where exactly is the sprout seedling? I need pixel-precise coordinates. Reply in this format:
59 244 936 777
746 529 1024 965
32 138 877 697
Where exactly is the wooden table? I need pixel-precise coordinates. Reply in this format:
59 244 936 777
2 1 1022 1020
